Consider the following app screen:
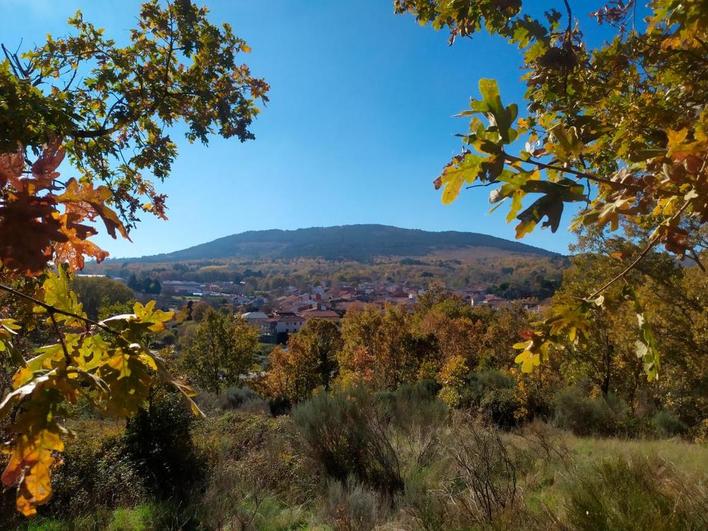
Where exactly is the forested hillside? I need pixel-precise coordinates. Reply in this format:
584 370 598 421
120 224 558 262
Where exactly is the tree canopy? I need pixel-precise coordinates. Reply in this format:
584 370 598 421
0 0 267 515
179 310 258 395
395 0 707 380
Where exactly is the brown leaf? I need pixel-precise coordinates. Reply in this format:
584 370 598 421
57 179 130 240
0 147 24 189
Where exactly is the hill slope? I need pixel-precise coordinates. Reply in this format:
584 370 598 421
132 225 557 262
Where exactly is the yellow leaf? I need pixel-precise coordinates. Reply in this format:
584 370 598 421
106 352 131 378
442 178 464 205
514 348 540 373
666 128 688 155
515 219 536 239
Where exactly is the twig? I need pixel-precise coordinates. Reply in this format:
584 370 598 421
562 0 573 37
466 180 499 189
587 198 693 299
688 249 705 272
48 311 72 364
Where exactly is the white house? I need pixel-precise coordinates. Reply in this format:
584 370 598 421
241 311 271 334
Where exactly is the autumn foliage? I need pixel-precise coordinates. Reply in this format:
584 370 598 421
395 0 707 381
0 0 268 516
0 141 127 275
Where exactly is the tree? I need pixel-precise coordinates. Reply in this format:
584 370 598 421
550 233 707 420
262 319 342 405
1 0 268 233
72 276 135 320
550 253 644 400
395 0 707 380
337 305 433 390
0 0 268 515
180 310 258 395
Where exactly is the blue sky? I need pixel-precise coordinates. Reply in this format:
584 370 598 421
1 1 615 257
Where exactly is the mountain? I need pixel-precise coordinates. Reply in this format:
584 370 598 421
129 225 558 263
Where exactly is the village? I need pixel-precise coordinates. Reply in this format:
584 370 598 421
156 278 542 343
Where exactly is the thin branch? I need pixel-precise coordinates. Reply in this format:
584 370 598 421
562 0 573 37
48 311 72 364
1 44 22 78
0 282 117 335
503 152 646 193
62 65 79 92
101 95 127 130
466 180 499 189
687 249 706 272
587 198 693 299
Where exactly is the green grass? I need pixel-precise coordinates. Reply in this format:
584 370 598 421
19 418 708 530
563 434 708 480
515 431 708 526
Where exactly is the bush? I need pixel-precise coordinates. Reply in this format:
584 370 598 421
194 411 316 529
563 456 707 531
293 386 404 496
219 385 268 412
469 370 515 404
377 380 447 433
479 387 520 429
552 387 620 436
123 387 204 499
651 410 688 438
47 425 147 518
443 419 518 525
321 480 386 531
33 390 204 522
268 395 292 416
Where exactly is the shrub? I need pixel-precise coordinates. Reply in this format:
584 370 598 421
651 410 688 438
219 385 267 412
293 386 404 496
403 469 449 531
563 456 707 531
444 419 518 525
469 369 515 404
321 480 386 531
268 395 292 416
47 425 147 518
479 387 520 429
377 379 447 433
194 411 316 529
123 387 204 499
552 387 619 436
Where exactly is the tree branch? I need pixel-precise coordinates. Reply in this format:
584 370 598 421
466 180 499 189
0 282 117 335
48 311 72 364
503 152 645 193
562 0 573 37
587 198 693 299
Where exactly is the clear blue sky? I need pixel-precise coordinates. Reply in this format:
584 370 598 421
1 1 615 257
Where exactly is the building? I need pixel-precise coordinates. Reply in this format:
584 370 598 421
272 311 305 334
163 280 204 295
298 308 340 321
240 311 271 334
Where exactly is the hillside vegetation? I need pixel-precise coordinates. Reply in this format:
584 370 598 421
0 0 706 528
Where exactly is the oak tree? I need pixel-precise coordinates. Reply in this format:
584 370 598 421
0 0 268 515
179 310 258 395
262 319 342 405
395 0 707 380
